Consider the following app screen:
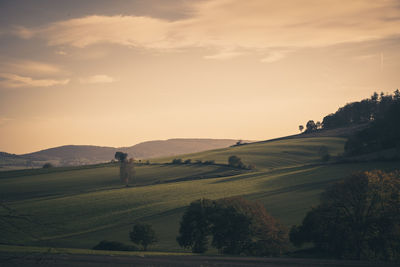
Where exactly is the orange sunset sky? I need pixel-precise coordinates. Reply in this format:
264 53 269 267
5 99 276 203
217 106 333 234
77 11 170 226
0 0 399 154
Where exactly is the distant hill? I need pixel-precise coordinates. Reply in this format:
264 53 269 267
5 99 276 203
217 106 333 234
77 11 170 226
0 139 244 168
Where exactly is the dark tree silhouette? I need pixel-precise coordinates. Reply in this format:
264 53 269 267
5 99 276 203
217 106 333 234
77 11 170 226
42 163 53 168
305 120 317 133
228 155 245 169
114 151 128 162
290 170 400 260
177 197 288 255
129 223 158 251
322 90 399 130
345 100 400 155
299 125 304 133
176 199 213 253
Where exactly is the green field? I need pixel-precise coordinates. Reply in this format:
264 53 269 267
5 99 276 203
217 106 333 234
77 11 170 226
1 137 399 252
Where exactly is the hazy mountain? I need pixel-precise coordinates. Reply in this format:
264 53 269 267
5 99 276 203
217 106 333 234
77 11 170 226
1 139 243 168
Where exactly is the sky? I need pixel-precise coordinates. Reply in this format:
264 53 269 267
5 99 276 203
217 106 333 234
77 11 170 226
0 0 399 154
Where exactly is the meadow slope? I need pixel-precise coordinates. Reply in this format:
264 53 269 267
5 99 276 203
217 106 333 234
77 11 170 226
1 137 399 252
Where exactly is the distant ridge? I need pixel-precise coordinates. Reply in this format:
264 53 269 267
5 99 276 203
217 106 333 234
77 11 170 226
1 139 245 168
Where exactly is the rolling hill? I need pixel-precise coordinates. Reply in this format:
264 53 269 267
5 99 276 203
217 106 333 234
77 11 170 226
0 138 244 169
1 135 399 253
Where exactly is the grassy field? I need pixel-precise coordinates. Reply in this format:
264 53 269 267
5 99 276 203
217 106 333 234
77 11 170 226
1 137 399 253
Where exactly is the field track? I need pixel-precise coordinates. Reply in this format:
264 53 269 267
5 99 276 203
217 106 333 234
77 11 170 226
1 252 397 267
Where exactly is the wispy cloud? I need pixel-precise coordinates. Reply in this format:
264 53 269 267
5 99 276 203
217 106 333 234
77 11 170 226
0 73 69 88
80 74 115 84
0 117 13 127
204 49 244 60
0 59 64 76
55 50 67 56
12 0 400 61
261 51 290 63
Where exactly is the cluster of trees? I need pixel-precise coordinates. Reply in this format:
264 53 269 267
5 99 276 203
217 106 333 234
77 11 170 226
299 120 322 133
290 170 400 261
299 90 400 134
177 197 289 256
322 90 399 130
114 152 135 187
345 99 400 156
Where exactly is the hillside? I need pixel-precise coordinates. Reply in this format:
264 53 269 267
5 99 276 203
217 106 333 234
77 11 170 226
0 139 243 169
1 135 398 252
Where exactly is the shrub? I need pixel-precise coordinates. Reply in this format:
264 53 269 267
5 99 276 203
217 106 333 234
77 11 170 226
93 240 138 251
172 158 182 164
42 163 53 168
228 155 246 169
130 223 158 251
184 159 192 164
318 146 330 162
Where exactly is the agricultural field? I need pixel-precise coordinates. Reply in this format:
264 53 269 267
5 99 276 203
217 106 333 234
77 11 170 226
1 136 399 254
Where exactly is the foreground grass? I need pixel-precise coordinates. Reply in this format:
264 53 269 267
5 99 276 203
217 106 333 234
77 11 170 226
0 244 192 257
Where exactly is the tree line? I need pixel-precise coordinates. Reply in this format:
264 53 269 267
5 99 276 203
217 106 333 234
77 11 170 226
299 90 400 134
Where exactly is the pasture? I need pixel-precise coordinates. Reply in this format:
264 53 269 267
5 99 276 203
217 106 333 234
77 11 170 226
1 137 399 253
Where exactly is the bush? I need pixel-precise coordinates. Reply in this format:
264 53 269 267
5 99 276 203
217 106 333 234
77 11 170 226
318 146 330 162
247 164 256 170
130 223 158 251
172 158 182 164
93 240 138 251
42 163 53 168
184 159 192 164
203 160 215 165
228 155 246 169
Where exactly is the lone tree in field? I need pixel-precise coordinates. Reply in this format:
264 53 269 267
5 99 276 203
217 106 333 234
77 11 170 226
114 151 128 162
290 170 400 260
114 152 135 186
299 125 304 133
177 197 289 255
129 223 158 251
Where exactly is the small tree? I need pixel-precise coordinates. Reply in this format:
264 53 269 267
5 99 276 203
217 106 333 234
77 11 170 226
115 151 128 162
299 125 304 133
129 223 158 251
305 120 317 132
